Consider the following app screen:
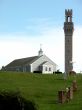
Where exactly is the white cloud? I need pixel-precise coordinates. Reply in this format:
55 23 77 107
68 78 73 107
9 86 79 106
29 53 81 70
25 17 58 36
0 25 82 73
73 25 82 72
0 27 64 71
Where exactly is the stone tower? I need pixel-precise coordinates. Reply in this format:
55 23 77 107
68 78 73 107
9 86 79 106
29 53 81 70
64 9 74 74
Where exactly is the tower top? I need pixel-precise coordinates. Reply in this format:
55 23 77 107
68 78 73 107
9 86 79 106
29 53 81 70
65 9 73 22
65 9 72 17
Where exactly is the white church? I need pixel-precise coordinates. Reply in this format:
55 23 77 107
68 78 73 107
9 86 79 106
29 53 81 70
4 47 57 74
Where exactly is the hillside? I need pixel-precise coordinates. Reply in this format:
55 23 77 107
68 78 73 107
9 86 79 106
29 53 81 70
0 71 82 110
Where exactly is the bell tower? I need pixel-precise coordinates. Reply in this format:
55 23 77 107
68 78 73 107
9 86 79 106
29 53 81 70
64 9 74 74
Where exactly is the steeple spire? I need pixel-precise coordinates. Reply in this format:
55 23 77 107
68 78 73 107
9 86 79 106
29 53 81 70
38 44 43 56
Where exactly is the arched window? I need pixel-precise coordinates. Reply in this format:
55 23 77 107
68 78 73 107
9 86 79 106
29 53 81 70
68 17 70 22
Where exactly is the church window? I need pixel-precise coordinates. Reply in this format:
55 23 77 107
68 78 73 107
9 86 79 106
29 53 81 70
49 67 51 71
45 67 47 71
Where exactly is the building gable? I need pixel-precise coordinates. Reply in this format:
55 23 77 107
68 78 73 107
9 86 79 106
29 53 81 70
30 55 57 73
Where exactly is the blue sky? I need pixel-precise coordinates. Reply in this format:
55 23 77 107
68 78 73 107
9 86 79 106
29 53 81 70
0 0 82 33
0 0 82 72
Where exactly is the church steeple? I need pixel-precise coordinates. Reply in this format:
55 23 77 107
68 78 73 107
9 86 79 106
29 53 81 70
38 44 43 56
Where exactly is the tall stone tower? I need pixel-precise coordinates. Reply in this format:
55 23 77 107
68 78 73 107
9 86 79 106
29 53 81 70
64 9 74 74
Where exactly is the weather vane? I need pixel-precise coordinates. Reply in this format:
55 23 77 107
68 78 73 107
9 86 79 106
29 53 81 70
40 44 42 49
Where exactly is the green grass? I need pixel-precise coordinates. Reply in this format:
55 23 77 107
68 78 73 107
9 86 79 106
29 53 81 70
0 71 82 110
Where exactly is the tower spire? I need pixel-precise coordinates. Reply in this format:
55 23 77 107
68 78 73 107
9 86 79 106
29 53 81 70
38 44 43 56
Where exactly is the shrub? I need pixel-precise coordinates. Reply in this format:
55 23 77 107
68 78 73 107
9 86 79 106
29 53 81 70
0 90 37 110
55 70 62 74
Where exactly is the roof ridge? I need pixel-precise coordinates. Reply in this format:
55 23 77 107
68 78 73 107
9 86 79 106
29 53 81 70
15 55 38 61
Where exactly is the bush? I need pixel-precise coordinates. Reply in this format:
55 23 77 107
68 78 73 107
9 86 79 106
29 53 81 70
55 70 62 74
33 71 42 73
0 90 37 110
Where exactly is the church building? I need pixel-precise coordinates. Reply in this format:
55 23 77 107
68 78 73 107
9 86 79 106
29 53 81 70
4 48 57 74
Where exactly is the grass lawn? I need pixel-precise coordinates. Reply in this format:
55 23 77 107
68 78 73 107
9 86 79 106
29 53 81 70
0 71 82 110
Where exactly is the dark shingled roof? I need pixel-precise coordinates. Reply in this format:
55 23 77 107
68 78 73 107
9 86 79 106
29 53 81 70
5 56 42 68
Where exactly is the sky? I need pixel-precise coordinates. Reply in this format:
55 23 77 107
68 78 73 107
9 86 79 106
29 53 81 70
0 0 82 72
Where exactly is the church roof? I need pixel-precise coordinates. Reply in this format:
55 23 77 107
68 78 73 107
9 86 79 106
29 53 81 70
5 56 42 68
